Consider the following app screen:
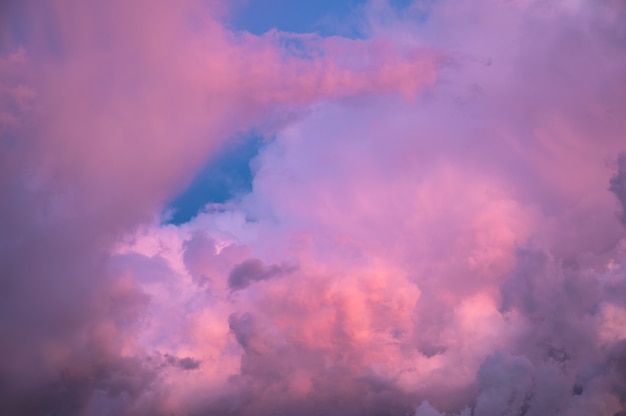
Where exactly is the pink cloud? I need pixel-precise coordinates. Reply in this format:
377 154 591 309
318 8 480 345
2 0 626 415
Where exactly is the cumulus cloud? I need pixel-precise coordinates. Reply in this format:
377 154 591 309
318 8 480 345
2 0 626 415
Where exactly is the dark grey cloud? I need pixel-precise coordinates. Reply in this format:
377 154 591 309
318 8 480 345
489 237 626 416
160 353 202 371
228 258 296 291
610 153 626 226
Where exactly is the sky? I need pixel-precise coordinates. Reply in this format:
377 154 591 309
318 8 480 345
1 1 626 415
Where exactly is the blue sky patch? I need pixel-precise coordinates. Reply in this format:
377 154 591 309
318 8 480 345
230 0 367 36
164 135 263 225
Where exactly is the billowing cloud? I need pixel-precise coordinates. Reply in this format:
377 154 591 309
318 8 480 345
1 0 626 415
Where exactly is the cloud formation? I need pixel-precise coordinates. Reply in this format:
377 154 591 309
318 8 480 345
610 154 626 226
1 0 626 415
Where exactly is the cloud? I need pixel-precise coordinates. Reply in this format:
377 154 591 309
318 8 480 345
0 0 437 413
2 0 626 415
228 258 296 291
610 154 626 226
161 353 202 371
